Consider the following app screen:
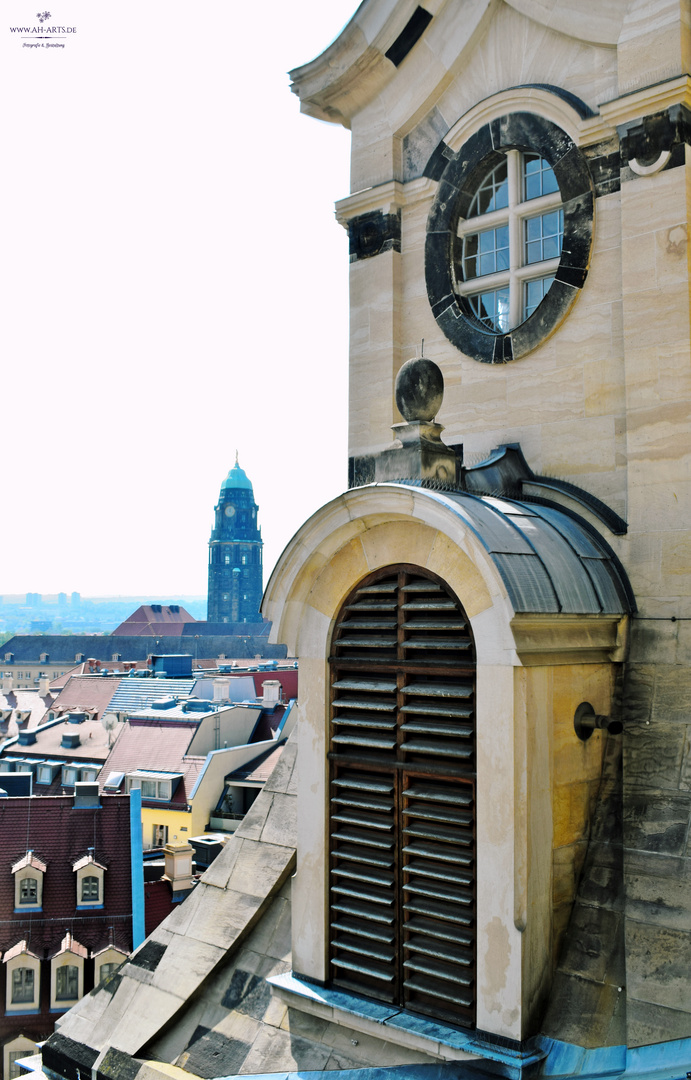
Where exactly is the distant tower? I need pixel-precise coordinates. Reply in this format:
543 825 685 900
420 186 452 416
207 454 263 624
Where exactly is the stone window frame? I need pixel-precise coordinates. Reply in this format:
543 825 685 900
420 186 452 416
425 112 594 364
456 151 564 331
4 949 40 1014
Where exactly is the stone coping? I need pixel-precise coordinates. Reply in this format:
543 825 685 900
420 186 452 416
267 973 546 1073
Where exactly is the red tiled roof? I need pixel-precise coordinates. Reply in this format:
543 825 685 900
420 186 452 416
0 689 54 739
51 663 144 689
112 605 197 636
3 940 40 962
49 675 123 722
144 879 177 937
51 932 88 959
251 705 287 742
5 714 119 765
100 720 200 801
11 852 47 874
0 794 133 958
116 622 192 638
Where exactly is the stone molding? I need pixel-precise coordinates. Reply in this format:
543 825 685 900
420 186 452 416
511 613 630 666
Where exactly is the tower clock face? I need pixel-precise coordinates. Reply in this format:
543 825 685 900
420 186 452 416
224 505 236 518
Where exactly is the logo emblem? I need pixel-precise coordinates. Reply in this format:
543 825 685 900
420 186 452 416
36 10 51 22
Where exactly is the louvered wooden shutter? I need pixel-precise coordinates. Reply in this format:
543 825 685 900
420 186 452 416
329 568 476 1029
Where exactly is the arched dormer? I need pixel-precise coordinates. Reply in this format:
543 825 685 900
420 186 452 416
263 482 632 1043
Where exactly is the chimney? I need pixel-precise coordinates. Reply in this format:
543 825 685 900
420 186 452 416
374 352 460 485
38 676 50 696
213 678 229 701
2 675 13 693
74 782 100 809
163 842 195 893
261 680 281 706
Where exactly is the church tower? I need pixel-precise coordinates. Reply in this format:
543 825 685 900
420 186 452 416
207 455 263 624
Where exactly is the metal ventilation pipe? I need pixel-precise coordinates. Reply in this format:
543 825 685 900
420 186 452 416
574 701 623 741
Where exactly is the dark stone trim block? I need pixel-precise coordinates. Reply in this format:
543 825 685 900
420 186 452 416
96 1048 143 1080
422 139 453 182
128 938 166 971
385 6 433 67
583 139 620 198
618 102 691 174
41 1034 99 1080
348 210 401 262
424 110 595 363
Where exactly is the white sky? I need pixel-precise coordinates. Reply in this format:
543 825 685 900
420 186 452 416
2 0 358 598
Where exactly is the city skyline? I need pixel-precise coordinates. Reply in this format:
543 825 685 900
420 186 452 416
2 0 356 596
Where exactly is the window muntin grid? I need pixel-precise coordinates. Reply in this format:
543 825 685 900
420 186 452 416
81 876 100 901
523 153 559 200
462 225 509 279
468 159 508 216
19 879 37 904
525 209 564 264
524 275 555 319
11 969 34 1004
455 150 563 332
468 287 510 332
56 964 79 1001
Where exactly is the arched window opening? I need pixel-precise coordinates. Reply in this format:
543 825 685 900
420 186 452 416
328 567 477 1030
11 968 34 1004
18 878 37 905
56 965 78 1001
81 876 99 902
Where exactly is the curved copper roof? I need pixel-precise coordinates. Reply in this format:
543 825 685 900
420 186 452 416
380 485 635 616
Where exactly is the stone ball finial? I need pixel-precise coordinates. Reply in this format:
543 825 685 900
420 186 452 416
395 356 444 422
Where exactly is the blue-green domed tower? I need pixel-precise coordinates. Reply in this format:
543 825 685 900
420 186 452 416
207 454 263 624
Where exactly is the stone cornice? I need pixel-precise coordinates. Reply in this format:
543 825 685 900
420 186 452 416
597 75 691 135
334 176 436 225
511 614 629 666
288 0 424 129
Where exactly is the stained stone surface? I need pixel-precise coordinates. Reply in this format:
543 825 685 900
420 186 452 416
541 736 626 1048
395 358 444 422
621 654 691 1045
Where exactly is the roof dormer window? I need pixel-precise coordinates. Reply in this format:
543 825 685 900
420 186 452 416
73 854 105 908
12 852 46 912
126 771 181 801
4 943 40 1014
50 934 86 1011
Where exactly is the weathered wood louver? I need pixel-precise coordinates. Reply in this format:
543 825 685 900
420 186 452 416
328 568 477 1029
